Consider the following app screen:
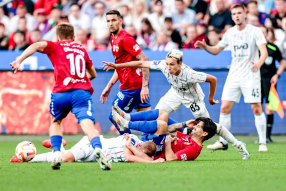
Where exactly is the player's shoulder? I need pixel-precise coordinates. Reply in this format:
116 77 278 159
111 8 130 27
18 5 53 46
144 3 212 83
224 26 236 35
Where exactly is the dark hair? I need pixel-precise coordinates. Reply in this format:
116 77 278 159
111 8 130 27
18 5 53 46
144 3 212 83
195 117 217 141
175 0 184 3
15 30 25 35
70 3 80 9
247 0 257 6
141 18 154 35
142 141 157 157
164 17 173 22
56 22 74 40
208 28 220 35
106 10 122 17
154 0 163 5
231 4 246 11
32 29 41 33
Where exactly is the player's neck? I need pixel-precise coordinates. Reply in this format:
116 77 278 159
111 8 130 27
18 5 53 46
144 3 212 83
192 136 203 146
174 68 181 76
112 28 122 39
236 22 247 31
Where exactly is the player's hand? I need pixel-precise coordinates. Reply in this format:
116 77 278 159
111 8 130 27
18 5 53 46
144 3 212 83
153 158 165 163
270 74 278 85
140 86 149 103
100 87 111 104
186 120 196 129
103 61 117 71
251 62 261 73
194 39 206 49
10 60 22 74
208 98 219 105
165 135 177 145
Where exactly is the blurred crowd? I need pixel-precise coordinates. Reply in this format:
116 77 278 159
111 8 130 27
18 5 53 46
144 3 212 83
0 0 286 57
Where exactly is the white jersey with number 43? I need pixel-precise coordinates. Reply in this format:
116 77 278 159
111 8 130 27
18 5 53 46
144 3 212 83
150 60 207 103
218 24 266 80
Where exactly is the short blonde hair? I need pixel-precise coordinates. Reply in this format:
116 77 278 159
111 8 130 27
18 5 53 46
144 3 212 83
56 22 74 40
166 49 183 63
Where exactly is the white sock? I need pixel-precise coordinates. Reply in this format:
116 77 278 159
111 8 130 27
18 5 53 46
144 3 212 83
216 123 239 147
255 113 267 145
60 144 65 152
29 152 54 163
218 113 233 145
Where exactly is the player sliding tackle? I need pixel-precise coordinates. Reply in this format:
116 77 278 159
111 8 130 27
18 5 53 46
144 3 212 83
103 49 250 160
10 22 111 170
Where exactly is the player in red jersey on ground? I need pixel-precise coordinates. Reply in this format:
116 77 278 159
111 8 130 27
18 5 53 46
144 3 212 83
10 22 111 171
100 10 152 135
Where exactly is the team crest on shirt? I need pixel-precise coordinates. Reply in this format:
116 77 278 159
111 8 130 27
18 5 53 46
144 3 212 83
112 45 119 52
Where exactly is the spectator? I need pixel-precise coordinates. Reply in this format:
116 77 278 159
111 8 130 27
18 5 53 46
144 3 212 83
30 29 42 44
0 23 9 50
92 2 109 45
257 0 275 14
61 0 73 16
247 14 261 27
49 4 63 29
268 0 286 29
68 3 91 33
0 7 9 35
110 0 131 10
183 25 206 49
43 15 69 41
136 18 156 49
196 22 206 39
81 0 98 20
208 0 234 33
132 0 148 31
125 25 138 39
9 17 29 50
11 0 34 15
121 5 132 26
172 0 196 35
247 0 268 25
207 28 220 46
12 30 29 51
76 29 97 51
281 17 286 59
9 5 36 33
148 0 166 32
185 0 208 21
34 0 58 14
152 30 177 51
163 17 182 48
34 8 50 35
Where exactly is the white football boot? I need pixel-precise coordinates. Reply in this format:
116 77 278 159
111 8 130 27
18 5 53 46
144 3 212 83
51 152 62 170
235 141 250 160
94 148 112 171
113 105 131 121
111 110 129 132
258 144 268 152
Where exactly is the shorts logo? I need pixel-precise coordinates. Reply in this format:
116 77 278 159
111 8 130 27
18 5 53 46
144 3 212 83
87 100 92 116
133 44 140 52
114 99 119 106
124 98 134 111
117 92 125 100
153 60 161 65
180 154 187 161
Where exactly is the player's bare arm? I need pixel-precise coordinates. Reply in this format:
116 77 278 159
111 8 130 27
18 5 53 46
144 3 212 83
10 41 48 73
100 70 119 104
271 60 285 85
164 135 178 161
103 60 151 71
86 66 97 80
167 120 197 136
194 40 224 55
205 74 219 105
251 44 268 72
136 51 150 103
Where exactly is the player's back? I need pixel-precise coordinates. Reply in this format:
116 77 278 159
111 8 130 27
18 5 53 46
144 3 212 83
110 29 143 90
42 40 94 94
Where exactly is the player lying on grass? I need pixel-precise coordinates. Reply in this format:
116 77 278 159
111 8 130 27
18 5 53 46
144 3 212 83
111 107 249 161
103 49 250 160
10 22 111 170
10 134 165 163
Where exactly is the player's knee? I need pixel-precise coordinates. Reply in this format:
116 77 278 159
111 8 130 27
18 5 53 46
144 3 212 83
220 105 231 114
251 103 262 115
158 109 169 122
157 120 168 134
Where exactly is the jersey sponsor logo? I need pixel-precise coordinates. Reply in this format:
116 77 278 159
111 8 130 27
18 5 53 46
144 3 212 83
180 154 187 161
133 44 140 52
233 43 248 51
63 47 85 56
117 92 125 100
153 60 161 65
63 77 87 85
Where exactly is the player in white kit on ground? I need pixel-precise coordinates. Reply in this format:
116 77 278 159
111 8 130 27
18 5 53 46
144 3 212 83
195 4 268 152
103 49 250 160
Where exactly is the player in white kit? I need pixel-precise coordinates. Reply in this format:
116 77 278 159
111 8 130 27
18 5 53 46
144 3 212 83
103 49 250 160
195 4 268 152
27 134 164 163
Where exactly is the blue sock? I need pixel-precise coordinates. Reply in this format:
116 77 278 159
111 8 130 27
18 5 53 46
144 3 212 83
50 135 62 152
128 120 157 134
130 109 159 121
168 117 178 125
109 111 131 135
90 136 102 149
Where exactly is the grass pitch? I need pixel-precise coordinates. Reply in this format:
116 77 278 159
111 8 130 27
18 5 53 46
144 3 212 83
1 135 286 191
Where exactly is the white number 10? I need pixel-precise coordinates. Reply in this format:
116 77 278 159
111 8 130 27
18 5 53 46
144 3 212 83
66 53 85 78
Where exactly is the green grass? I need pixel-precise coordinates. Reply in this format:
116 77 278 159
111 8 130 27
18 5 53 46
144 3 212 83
1 135 286 191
